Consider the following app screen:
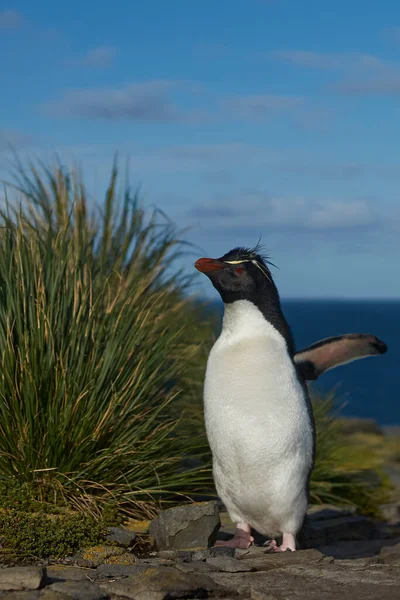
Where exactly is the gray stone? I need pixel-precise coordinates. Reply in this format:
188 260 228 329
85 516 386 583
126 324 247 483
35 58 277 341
190 549 211 561
105 526 136 548
207 561 400 600
0 567 46 591
44 581 106 600
156 551 176 560
0 592 40 600
100 565 232 600
210 546 236 558
149 501 220 550
206 557 253 572
236 548 330 572
175 561 216 573
40 590 74 600
95 563 147 579
136 557 175 567
380 542 400 565
175 548 210 562
46 566 96 584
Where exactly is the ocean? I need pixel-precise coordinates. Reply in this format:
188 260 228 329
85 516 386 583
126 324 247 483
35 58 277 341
209 299 400 426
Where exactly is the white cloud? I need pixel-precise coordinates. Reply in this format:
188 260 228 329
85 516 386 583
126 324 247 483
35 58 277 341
46 81 181 121
189 192 378 232
221 94 304 119
0 10 23 29
67 46 117 69
267 50 388 71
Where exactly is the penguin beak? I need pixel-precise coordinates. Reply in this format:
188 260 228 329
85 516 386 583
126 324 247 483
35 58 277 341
194 257 226 273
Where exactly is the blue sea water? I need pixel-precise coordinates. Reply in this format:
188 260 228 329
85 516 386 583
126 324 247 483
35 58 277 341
210 300 400 426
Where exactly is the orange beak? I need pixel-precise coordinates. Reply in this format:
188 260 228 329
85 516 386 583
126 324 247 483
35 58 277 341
194 257 225 273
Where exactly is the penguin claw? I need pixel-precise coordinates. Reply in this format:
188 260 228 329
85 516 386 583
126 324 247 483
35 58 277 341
214 531 254 549
264 539 294 553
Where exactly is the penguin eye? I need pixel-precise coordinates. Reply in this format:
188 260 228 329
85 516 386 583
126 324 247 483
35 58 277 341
235 267 244 275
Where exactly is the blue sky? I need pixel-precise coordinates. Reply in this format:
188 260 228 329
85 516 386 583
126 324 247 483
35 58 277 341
1 0 400 298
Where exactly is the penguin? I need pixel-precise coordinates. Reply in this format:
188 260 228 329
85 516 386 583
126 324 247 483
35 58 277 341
194 245 387 552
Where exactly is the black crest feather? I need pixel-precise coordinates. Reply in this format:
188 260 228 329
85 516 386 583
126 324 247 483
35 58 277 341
220 241 277 270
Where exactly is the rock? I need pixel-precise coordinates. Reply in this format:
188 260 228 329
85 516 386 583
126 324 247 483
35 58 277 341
157 550 177 560
175 548 210 562
46 566 97 584
100 565 232 599
149 501 220 550
176 561 216 573
302 509 375 547
136 557 175 567
40 591 72 600
237 548 331 572
250 592 281 600
206 557 253 572
0 567 46 591
379 503 400 524
207 559 400 600
77 545 125 567
95 563 146 579
44 581 106 599
380 542 400 565
1 593 40 600
210 546 236 558
105 526 137 547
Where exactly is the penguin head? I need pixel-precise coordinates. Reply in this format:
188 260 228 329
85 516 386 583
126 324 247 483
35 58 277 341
194 245 278 304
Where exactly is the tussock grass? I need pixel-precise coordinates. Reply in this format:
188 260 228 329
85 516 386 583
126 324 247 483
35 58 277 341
310 391 392 516
0 159 212 518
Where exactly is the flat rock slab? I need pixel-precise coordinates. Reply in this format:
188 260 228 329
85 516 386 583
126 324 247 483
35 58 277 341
380 542 400 565
43 581 106 600
95 563 147 579
100 565 232 600
206 556 253 572
46 566 96 583
149 501 220 550
0 592 40 600
0 567 46 592
209 562 400 600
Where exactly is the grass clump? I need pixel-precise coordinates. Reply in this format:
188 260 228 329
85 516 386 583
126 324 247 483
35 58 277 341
310 391 393 516
0 159 212 519
0 510 106 562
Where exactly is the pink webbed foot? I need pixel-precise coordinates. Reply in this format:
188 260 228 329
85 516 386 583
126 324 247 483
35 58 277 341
264 533 296 552
214 525 254 549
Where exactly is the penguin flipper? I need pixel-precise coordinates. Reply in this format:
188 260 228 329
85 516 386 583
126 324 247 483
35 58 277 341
294 334 387 380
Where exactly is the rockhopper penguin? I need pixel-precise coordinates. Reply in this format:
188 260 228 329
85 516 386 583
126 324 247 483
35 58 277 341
195 245 387 551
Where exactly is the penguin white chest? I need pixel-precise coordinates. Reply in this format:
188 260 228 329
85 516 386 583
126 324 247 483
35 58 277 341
204 300 313 535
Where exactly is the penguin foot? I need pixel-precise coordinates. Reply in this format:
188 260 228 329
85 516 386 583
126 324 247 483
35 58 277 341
264 533 296 552
215 528 254 549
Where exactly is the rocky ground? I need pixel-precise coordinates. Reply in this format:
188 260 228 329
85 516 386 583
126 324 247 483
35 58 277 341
0 501 399 600
1 423 399 599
